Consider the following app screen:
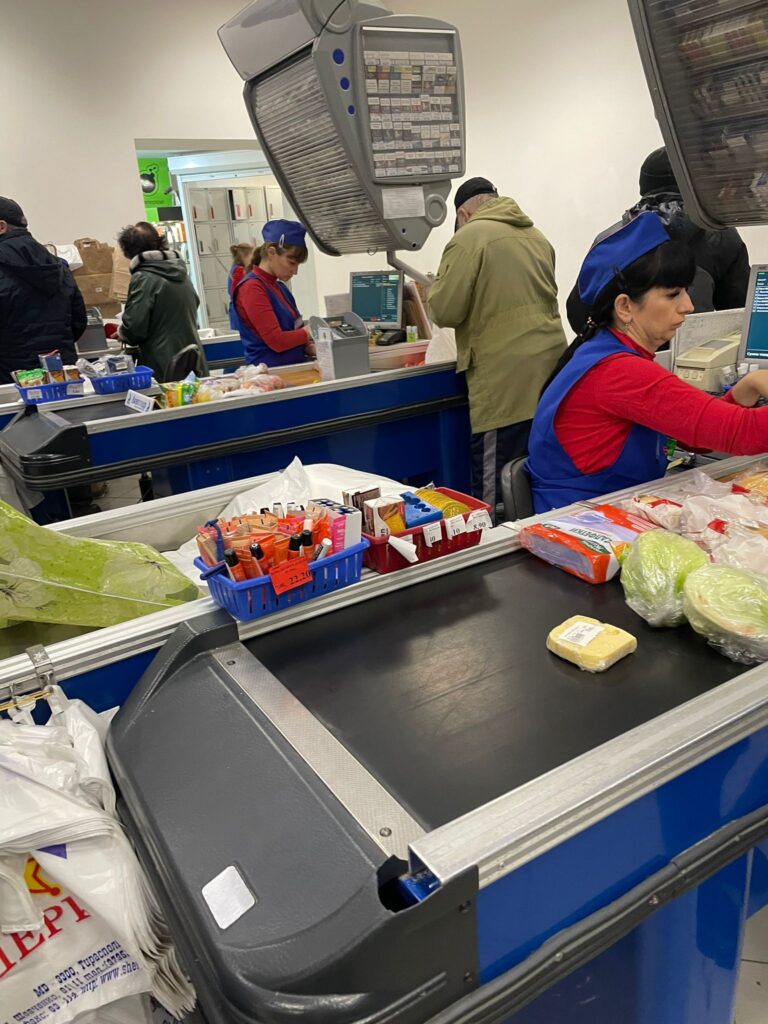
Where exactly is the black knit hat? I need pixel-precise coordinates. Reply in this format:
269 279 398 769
639 148 678 196
453 177 498 229
0 197 27 227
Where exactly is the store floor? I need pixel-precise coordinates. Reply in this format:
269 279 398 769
98 474 144 510
736 905 768 1023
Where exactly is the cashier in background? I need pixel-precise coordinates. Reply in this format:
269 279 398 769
231 220 316 367
527 212 768 514
227 243 253 330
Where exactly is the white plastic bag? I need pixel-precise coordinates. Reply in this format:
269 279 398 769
54 245 83 271
0 688 195 1023
425 326 456 363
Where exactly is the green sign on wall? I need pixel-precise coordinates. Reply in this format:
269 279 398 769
137 157 173 223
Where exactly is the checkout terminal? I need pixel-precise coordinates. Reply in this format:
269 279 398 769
350 270 405 344
742 263 768 365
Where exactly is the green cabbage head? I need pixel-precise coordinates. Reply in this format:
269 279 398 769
621 529 708 627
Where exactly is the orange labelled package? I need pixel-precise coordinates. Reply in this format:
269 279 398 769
519 504 656 584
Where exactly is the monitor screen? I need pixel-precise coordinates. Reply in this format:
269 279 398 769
349 271 403 328
743 266 768 363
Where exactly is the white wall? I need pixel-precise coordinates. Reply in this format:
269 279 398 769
0 0 250 245
2 0 766 327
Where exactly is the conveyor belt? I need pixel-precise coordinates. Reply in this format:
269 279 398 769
247 551 745 831
47 400 136 425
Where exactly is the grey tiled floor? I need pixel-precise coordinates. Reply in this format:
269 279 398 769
736 907 768 1023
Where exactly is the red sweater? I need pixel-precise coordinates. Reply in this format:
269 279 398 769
228 264 246 294
234 268 307 353
555 329 768 473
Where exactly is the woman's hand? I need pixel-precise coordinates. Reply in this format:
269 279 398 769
304 329 316 358
730 370 768 407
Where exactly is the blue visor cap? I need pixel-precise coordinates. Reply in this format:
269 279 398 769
578 211 670 307
262 219 307 248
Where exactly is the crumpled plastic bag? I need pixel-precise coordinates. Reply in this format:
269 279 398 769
620 529 709 627
0 687 195 1021
679 493 768 549
0 500 200 629
683 563 768 665
711 526 768 575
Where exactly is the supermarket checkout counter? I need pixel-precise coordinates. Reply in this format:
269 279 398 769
199 331 245 371
0 362 469 518
2 456 768 1023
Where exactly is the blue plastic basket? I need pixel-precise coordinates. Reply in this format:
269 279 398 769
90 366 153 394
194 539 369 622
15 379 85 405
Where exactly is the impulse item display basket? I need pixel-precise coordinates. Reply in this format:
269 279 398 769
363 488 491 574
15 379 86 404
195 539 369 622
90 366 153 394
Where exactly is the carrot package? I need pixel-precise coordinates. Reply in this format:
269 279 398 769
519 504 656 584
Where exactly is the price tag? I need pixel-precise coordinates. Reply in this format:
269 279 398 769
125 389 155 413
466 508 493 532
444 514 467 539
422 521 443 547
269 555 313 596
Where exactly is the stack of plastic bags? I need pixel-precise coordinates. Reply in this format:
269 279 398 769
0 688 195 1022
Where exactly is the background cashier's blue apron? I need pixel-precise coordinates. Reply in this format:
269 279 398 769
231 272 307 367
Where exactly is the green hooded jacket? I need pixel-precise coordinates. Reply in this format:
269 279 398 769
120 251 207 382
429 196 566 434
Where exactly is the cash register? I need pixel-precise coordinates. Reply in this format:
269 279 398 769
308 312 370 380
675 334 741 392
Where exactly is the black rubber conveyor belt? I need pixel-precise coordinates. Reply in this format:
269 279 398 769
247 551 746 831
46 399 137 425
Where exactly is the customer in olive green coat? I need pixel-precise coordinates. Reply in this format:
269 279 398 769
118 222 207 382
429 178 566 516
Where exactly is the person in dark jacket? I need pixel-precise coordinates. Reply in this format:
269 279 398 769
0 197 87 384
117 222 207 382
566 147 750 334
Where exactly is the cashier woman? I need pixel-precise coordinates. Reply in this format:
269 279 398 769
527 212 768 513
231 219 316 367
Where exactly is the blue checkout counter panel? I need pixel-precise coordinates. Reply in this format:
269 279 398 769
0 362 470 516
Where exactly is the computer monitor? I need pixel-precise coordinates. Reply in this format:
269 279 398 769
349 271 403 331
741 264 768 365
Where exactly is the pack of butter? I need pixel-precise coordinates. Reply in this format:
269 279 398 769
547 615 637 673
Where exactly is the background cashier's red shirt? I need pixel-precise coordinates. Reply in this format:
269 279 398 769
235 267 307 353
554 328 768 473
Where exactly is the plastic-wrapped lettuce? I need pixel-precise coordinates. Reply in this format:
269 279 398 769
0 500 200 630
683 564 768 665
620 529 708 627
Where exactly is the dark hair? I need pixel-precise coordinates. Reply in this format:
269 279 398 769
117 221 168 259
541 240 696 396
250 240 308 270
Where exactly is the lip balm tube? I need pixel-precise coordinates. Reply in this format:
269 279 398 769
311 537 333 562
224 548 246 582
235 549 257 579
250 542 269 576
287 535 302 560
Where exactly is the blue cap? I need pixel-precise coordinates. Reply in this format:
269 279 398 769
262 219 306 248
578 211 670 307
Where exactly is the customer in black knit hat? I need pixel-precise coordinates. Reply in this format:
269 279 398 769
566 146 750 335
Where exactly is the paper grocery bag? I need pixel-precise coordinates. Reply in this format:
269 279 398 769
73 237 114 275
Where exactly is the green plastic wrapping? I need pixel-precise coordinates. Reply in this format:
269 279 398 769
0 500 200 629
620 529 709 627
683 564 768 665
